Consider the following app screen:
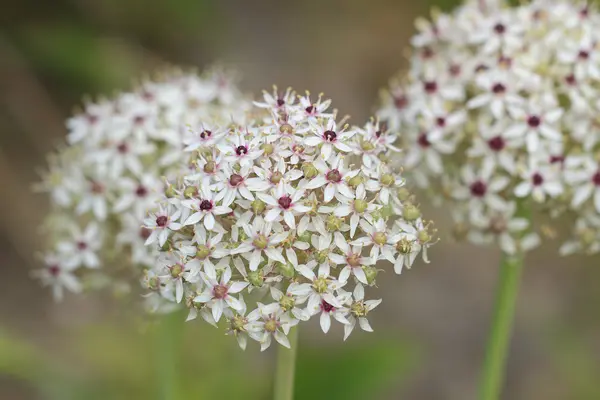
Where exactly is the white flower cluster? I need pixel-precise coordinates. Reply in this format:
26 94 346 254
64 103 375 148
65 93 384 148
142 88 435 350
378 0 600 256
34 68 250 300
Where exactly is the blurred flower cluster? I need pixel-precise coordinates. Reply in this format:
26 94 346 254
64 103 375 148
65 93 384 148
34 68 250 300
141 88 435 350
378 0 600 256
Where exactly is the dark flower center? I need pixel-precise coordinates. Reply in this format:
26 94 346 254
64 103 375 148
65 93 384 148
424 81 437 94
498 56 512 68
278 196 292 209
276 98 285 107
200 130 212 139
578 50 590 60
592 171 600 186
326 169 342 183
87 114 98 124
140 227 152 239
436 117 446 127
213 284 228 299
49 265 60 276
136 185 148 197
449 64 461 76
117 142 129 153
394 95 408 109
492 83 506 94
494 23 506 34
235 145 248 156
565 74 576 85
532 173 544 186
156 216 168 227
324 130 337 142
229 174 244 187
418 133 430 148
91 181 104 194
305 105 314 114
134 115 145 125
550 155 565 164
488 136 505 151
200 200 213 211
527 115 541 128
321 300 335 313
422 47 434 58
77 241 87 250
470 180 487 197
489 216 508 234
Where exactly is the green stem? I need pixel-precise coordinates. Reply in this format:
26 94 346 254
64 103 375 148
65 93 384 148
479 252 524 400
157 311 182 400
273 327 299 400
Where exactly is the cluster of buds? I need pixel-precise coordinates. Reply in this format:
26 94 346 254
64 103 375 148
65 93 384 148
142 88 435 350
33 68 250 300
378 0 600 256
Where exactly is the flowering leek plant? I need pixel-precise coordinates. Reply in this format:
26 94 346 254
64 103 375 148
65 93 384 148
377 1 600 398
378 0 600 256
34 68 250 300
141 88 435 350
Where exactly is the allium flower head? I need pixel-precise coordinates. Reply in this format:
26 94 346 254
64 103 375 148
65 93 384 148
142 88 435 349
34 67 250 299
378 0 600 255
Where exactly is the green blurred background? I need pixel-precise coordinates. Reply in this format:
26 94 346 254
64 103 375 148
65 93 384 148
1 0 599 399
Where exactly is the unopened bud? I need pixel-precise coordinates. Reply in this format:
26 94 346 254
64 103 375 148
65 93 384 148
402 203 421 221
248 270 264 287
381 174 395 186
279 295 295 311
397 187 410 201
196 245 210 260
363 266 378 285
184 186 197 198
302 163 318 179
354 199 368 213
251 199 266 214
326 215 343 232
277 262 295 279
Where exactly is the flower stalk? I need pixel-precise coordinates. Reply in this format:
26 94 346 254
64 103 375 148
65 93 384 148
273 326 299 400
479 251 524 400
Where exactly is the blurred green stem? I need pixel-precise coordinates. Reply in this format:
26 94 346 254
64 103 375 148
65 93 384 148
479 251 524 400
273 327 299 400
157 311 182 400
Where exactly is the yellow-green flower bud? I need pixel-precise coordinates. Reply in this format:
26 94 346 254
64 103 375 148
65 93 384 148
402 203 421 221
302 163 318 179
381 173 395 186
363 266 378 285
354 199 368 213
251 199 266 214
252 234 269 250
261 143 274 155
279 295 295 311
165 185 177 198
248 270 264 287
170 264 183 278
373 232 387 245
397 187 410 201
326 215 343 232
184 186 197 198
277 262 295 279
196 245 211 260
312 276 328 293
